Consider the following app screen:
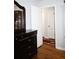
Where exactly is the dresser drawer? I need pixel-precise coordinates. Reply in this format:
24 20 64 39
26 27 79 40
22 45 37 58
15 30 37 59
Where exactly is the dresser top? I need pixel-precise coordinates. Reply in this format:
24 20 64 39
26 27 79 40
26 29 37 33
15 29 37 36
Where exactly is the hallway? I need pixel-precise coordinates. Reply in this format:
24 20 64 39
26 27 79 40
32 43 65 59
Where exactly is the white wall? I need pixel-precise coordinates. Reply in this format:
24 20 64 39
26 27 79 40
41 0 65 50
15 0 31 29
31 5 43 47
55 1 65 50
32 0 65 50
55 4 65 50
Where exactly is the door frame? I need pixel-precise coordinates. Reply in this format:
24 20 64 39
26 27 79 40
42 6 56 48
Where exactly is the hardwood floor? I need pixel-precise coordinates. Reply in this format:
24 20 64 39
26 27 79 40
32 43 65 59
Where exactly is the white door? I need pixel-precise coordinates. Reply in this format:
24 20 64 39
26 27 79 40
43 7 55 39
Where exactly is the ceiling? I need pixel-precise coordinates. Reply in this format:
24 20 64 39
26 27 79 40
15 0 64 7
30 0 42 1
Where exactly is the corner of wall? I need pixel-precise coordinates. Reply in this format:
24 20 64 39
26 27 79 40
56 46 65 51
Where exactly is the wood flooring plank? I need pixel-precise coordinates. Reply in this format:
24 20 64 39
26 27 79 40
32 44 65 59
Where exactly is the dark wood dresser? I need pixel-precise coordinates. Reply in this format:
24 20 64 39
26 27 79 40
15 30 37 59
14 1 37 59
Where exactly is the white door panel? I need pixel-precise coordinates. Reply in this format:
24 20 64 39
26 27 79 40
43 7 55 39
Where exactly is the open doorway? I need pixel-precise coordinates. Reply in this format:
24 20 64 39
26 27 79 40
42 7 55 48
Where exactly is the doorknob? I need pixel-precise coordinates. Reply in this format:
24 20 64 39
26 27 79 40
48 25 50 27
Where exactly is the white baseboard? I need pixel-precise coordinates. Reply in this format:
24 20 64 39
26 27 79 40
56 47 65 51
